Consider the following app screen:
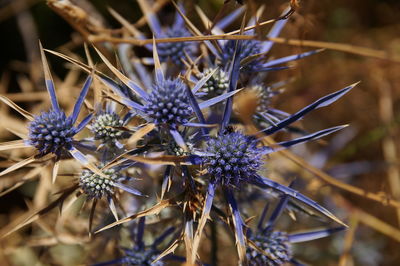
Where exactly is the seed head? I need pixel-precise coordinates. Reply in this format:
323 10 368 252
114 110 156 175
199 68 229 98
91 112 125 143
79 167 121 199
250 85 277 112
144 78 192 128
203 130 265 187
247 231 292 266
28 110 76 157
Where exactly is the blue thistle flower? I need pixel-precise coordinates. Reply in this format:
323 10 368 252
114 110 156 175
203 130 266 187
0 45 95 178
188 41 355 263
95 217 184 266
199 68 229 98
80 165 123 200
157 26 195 66
28 110 76 158
246 191 345 265
220 39 263 71
250 84 281 113
144 78 192 128
134 1 197 68
247 231 292 266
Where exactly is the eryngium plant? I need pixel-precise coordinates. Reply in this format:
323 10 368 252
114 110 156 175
0 2 360 266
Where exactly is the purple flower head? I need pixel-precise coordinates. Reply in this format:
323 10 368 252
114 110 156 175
157 25 195 66
199 68 229 98
221 39 263 71
26 47 93 161
144 78 192 128
28 110 76 158
203 129 266 187
250 84 280 113
247 231 292 266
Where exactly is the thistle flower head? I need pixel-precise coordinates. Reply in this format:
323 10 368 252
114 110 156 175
157 26 194 66
79 166 121 200
91 111 125 143
144 78 192 128
221 39 262 70
123 249 164 266
28 109 76 157
203 129 266 187
250 84 278 112
247 231 292 266
199 68 229 97
167 141 192 156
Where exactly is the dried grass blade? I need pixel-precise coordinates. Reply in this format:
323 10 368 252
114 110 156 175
123 155 190 166
96 198 175 233
52 160 60 184
127 123 155 145
0 155 36 176
0 184 78 238
0 95 34 121
0 139 29 151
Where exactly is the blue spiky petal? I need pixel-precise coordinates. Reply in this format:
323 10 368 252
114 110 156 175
203 130 266 187
28 109 76 157
247 231 292 266
144 78 192 128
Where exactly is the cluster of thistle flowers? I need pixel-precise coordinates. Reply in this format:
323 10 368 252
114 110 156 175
0 3 359 265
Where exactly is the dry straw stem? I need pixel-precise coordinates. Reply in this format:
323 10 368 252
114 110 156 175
88 34 400 63
334 194 400 243
339 215 359 266
375 69 400 225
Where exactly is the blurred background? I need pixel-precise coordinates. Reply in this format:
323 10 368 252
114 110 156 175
0 0 399 265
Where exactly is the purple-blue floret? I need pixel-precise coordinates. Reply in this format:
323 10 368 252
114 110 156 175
204 130 266 187
144 78 192 128
247 231 292 266
157 26 195 66
221 39 263 71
